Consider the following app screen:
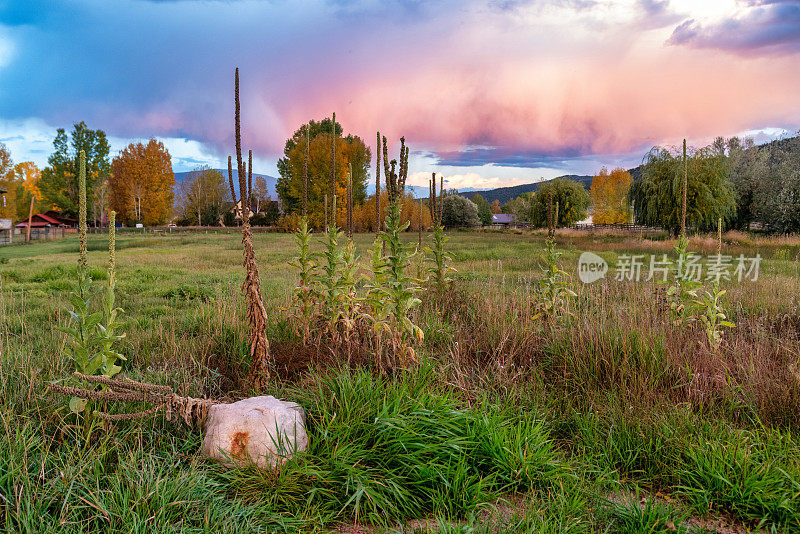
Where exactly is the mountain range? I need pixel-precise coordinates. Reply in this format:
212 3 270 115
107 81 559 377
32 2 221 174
173 170 432 200
173 170 280 198
456 174 595 205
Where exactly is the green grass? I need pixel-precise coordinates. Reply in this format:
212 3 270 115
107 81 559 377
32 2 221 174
599 491 690 534
2 229 800 532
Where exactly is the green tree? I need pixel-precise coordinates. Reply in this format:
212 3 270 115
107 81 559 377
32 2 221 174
251 175 271 214
724 136 759 230
276 118 369 227
528 178 589 227
725 134 800 233
629 144 734 235
502 192 533 222
472 193 492 226
176 166 228 226
39 122 110 221
441 194 481 228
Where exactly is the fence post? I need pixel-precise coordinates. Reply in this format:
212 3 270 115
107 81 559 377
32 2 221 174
25 196 34 243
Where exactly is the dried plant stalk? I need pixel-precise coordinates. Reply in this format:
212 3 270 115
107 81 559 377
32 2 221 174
330 112 336 226
375 131 381 234
231 68 271 390
303 124 309 217
48 372 218 427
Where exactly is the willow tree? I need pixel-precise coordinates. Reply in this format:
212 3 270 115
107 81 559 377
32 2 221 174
629 144 734 235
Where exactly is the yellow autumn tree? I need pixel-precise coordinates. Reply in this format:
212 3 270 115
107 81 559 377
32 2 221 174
109 139 175 225
353 190 431 232
15 162 42 201
0 145 47 221
590 167 632 224
281 132 369 229
0 143 15 220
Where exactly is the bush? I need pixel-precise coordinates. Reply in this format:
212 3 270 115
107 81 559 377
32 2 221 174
441 195 480 228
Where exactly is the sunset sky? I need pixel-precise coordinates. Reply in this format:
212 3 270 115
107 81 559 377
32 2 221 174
1 0 799 190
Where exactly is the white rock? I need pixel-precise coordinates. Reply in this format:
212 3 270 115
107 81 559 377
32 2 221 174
201 396 308 469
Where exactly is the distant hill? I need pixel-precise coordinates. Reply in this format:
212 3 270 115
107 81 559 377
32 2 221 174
173 170 279 198
458 174 593 205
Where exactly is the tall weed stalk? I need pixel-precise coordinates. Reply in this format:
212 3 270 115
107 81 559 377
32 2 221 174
537 238 575 321
427 224 455 293
58 153 125 414
97 210 126 378
665 235 701 324
378 198 423 367
289 216 317 341
694 219 735 350
316 222 345 341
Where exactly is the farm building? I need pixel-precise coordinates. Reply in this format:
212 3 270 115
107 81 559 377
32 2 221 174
490 213 520 229
14 210 76 241
15 210 77 229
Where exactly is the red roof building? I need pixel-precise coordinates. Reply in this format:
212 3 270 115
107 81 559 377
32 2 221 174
15 211 76 228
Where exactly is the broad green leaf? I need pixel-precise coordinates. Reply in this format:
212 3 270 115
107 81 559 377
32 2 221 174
69 397 87 414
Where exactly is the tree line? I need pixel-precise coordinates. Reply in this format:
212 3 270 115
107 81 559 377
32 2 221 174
0 122 177 227
496 134 800 234
4 120 797 233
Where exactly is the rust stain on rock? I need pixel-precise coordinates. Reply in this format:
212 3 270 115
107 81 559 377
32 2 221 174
230 431 250 457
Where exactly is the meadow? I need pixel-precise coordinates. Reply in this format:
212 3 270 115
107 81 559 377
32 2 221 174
2 229 800 533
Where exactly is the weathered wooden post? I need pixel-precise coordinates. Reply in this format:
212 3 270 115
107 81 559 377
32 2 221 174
25 195 34 243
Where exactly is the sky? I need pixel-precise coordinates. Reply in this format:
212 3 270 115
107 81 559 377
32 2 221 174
1 0 799 190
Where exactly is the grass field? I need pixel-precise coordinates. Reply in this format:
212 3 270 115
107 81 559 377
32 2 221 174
2 229 800 533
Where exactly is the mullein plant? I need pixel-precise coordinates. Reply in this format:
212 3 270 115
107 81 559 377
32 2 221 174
60 151 100 413
536 238 575 321
227 68 271 390
58 153 126 414
375 135 423 366
379 196 424 366
310 210 363 347
426 173 455 293
288 216 317 342
364 238 390 366
97 210 126 378
426 224 455 293
316 213 345 341
664 235 702 324
338 238 361 350
415 199 426 283
694 218 735 350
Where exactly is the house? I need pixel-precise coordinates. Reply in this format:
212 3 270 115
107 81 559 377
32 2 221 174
490 213 517 229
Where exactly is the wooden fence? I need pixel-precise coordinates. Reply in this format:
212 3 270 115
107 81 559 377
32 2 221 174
571 222 664 233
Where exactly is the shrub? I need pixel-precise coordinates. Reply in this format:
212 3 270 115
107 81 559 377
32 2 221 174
441 195 480 228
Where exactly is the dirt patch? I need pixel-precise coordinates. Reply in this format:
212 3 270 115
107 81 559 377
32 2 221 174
270 339 375 382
